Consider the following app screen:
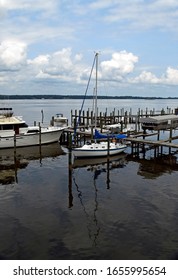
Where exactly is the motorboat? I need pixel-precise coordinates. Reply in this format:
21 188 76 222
0 107 66 149
53 113 68 126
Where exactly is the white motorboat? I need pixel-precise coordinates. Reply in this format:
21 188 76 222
0 107 66 149
53 113 68 125
104 123 135 133
72 53 127 158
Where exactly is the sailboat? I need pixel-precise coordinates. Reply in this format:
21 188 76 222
72 53 127 158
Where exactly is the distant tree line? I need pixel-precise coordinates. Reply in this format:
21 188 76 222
0 94 178 100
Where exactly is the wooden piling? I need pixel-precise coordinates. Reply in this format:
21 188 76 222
14 133 16 156
68 134 73 208
38 122 41 146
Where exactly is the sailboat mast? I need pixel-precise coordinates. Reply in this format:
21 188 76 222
94 52 99 130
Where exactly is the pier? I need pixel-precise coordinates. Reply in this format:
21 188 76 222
70 106 175 129
61 106 178 158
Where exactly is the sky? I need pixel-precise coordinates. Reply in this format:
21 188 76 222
1 0 178 97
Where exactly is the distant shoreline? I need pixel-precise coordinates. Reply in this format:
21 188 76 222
1 95 178 100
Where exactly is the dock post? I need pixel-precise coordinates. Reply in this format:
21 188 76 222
50 116 54 126
131 142 134 156
68 134 73 208
107 136 110 157
91 110 94 126
136 143 139 156
146 107 148 117
154 146 157 158
82 110 85 126
41 109 44 123
71 109 73 126
120 120 123 132
160 145 163 156
169 124 173 154
38 122 41 146
99 111 102 128
13 134 18 183
87 109 89 127
129 108 132 123
157 130 160 141
14 133 17 157
107 137 110 189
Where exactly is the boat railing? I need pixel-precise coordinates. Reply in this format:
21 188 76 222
0 107 13 117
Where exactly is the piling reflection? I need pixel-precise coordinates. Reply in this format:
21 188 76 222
68 146 73 208
0 143 65 185
127 153 178 179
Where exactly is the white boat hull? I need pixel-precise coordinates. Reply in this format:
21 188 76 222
72 142 127 158
0 127 65 149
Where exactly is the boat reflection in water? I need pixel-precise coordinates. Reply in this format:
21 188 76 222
68 153 127 246
0 142 65 185
73 153 127 169
72 153 127 187
70 151 178 248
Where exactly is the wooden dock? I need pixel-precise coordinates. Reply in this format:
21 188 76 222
70 106 176 129
59 106 178 158
126 136 178 149
126 133 178 158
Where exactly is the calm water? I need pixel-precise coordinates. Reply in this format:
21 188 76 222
1 99 178 260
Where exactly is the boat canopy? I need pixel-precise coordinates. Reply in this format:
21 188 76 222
94 129 127 140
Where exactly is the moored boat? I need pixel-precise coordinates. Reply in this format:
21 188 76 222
0 107 66 149
53 113 68 128
72 141 126 158
72 52 127 158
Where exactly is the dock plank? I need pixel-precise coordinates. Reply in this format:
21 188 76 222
126 137 178 148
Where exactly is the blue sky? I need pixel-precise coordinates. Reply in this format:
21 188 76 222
1 0 178 97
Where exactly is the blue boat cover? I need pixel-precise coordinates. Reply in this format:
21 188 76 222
94 129 127 139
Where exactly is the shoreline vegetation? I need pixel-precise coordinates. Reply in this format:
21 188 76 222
1 95 178 100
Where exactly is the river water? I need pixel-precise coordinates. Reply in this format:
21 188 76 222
0 99 178 260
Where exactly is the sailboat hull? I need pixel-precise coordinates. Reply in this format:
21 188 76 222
73 142 127 158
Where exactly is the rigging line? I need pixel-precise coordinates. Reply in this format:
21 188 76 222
74 53 97 137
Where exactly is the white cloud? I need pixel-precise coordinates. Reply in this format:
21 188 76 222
131 71 160 84
28 48 85 83
162 67 178 85
28 55 50 66
89 0 118 10
130 67 178 86
0 0 74 46
0 0 58 13
0 40 27 70
95 0 178 32
100 51 138 80
0 40 178 95
0 74 8 83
